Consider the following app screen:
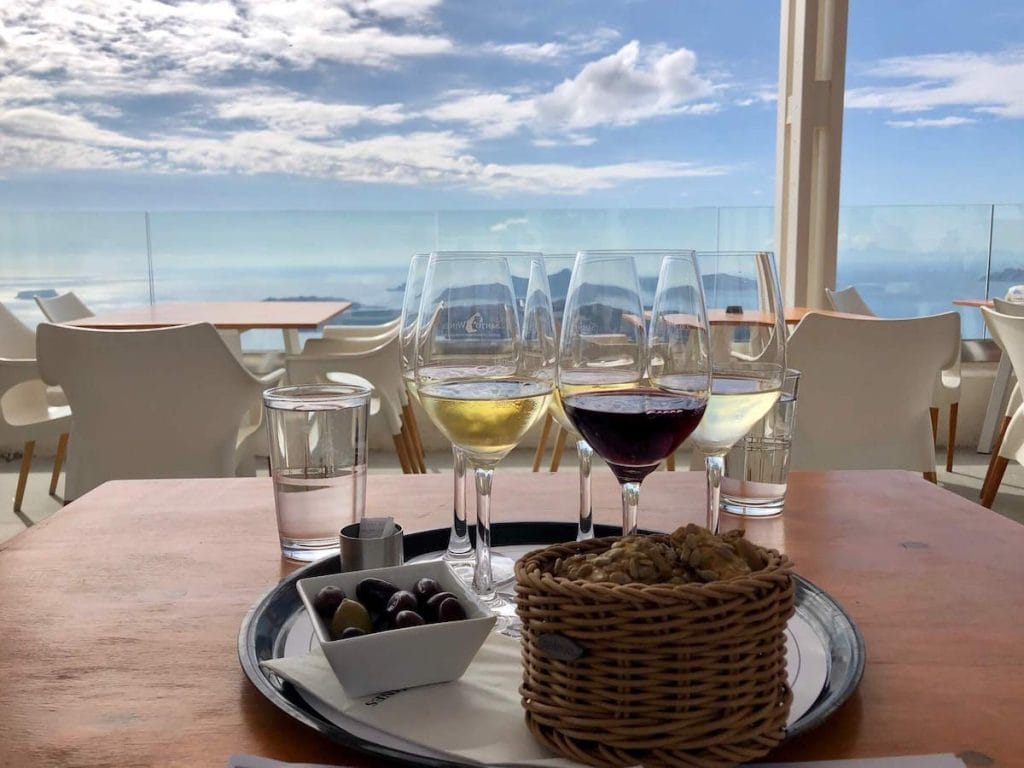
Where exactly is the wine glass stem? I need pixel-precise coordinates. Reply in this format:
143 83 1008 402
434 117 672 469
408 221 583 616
472 465 496 601
446 445 471 559
620 481 640 536
576 439 594 541
705 453 724 534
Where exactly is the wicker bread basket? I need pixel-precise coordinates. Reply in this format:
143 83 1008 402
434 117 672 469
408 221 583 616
514 534 795 768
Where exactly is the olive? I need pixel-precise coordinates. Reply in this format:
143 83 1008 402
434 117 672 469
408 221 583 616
330 598 373 639
436 596 467 623
423 591 457 621
312 585 346 623
412 577 442 603
340 626 367 639
394 609 426 629
355 577 399 612
385 590 418 618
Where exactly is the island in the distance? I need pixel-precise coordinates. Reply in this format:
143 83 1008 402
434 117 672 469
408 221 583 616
14 288 57 300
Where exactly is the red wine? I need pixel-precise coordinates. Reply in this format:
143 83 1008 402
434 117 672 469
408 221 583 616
564 389 707 483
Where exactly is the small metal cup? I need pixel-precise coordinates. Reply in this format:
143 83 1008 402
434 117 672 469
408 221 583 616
339 522 404 572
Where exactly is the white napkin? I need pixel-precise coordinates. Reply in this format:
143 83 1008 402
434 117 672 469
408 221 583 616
261 633 583 767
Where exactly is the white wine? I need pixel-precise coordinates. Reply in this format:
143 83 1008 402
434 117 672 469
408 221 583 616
690 376 780 454
419 379 551 463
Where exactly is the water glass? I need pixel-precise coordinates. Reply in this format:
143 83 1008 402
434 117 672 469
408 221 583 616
721 370 800 517
263 384 370 562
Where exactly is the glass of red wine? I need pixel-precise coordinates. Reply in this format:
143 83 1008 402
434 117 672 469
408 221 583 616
558 251 710 535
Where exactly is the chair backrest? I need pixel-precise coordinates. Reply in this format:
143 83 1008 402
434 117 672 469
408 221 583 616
992 297 1024 318
0 302 37 358
35 291 94 323
287 335 405 433
322 317 401 340
982 308 1024 463
787 312 960 472
37 322 260 500
825 286 877 317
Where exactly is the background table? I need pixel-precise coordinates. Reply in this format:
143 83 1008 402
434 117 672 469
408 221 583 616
68 300 352 353
1 471 1022 767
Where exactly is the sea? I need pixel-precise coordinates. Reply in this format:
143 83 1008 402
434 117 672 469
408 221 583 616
2 205 1022 346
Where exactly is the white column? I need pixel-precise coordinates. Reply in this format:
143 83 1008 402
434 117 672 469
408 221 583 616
774 0 849 308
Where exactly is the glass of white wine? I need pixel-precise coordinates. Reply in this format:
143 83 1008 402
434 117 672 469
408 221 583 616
689 251 787 533
415 252 556 624
399 254 473 580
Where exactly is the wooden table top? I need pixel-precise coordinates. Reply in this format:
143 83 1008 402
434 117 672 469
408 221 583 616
953 298 995 308
1 471 1021 767
784 306 874 323
66 301 352 331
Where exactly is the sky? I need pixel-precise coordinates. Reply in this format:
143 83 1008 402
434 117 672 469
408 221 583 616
0 0 1021 210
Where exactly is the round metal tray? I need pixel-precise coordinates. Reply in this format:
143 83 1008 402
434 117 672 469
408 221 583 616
238 522 865 766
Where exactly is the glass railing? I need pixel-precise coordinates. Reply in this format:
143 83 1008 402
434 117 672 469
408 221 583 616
2 204 1021 343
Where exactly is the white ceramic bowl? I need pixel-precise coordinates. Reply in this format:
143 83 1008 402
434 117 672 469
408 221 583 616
296 561 496 697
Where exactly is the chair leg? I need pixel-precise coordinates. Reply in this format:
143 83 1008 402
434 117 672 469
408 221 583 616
532 413 553 472
981 456 1009 509
929 407 939 443
402 403 426 465
14 440 35 512
982 415 1011 498
945 402 958 473
49 433 69 495
666 453 676 471
392 434 413 474
549 426 567 472
923 471 937 484
400 426 422 474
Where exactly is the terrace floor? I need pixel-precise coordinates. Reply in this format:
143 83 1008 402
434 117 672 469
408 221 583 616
2 446 1021 547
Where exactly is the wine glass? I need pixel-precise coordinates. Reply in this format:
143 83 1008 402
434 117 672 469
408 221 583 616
558 250 710 535
689 251 787 533
399 254 473 580
544 253 594 540
415 252 555 625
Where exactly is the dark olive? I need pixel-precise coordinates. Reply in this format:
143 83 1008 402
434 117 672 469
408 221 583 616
394 609 426 629
436 596 467 623
312 585 346 622
385 590 418 618
423 591 457 621
340 626 367 639
372 613 393 633
355 577 399 612
412 577 443 602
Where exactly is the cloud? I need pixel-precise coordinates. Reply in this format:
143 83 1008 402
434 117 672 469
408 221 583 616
0 6 733 195
886 116 977 128
846 49 1024 119
490 217 529 232
480 28 621 62
426 41 716 139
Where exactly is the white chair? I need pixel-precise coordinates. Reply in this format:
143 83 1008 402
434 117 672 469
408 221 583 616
826 285 962 472
322 317 401 345
285 334 420 473
978 307 1024 507
788 312 961 480
980 299 1024 501
37 322 266 501
35 292 94 322
0 302 72 509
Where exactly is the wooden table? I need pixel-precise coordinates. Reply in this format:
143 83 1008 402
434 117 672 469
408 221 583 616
2 471 1021 767
67 301 352 353
953 299 994 309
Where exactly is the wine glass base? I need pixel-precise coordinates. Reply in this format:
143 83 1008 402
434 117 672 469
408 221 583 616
481 591 521 637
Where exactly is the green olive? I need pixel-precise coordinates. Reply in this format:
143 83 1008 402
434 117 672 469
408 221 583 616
330 598 373 639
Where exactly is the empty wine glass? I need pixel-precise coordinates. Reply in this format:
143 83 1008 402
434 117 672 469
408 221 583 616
558 250 710 535
544 253 594 540
399 254 473 579
689 251 787 533
415 252 555 625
